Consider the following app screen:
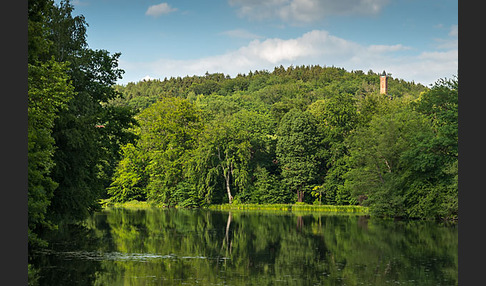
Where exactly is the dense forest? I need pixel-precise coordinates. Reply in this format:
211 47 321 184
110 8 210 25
106 66 457 222
28 0 457 264
28 0 137 251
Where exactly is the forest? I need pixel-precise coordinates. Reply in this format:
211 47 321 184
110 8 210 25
28 0 458 260
106 66 457 222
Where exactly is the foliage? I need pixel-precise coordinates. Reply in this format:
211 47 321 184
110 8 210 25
345 107 430 217
28 0 137 253
43 0 137 222
344 78 458 219
28 0 455 223
308 93 358 205
28 58 74 247
276 109 320 203
108 97 203 206
403 77 458 219
28 263 40 286
106 143 148 202
244 166 291 204
187 111 257 205
107 64 456 220
28 3 458 279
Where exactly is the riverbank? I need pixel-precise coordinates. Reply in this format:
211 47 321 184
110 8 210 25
209 203 369 214
101 199 369 215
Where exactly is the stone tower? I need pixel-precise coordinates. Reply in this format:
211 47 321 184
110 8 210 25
380 70 388 95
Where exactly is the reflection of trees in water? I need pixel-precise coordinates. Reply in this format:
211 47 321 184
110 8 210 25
29 222 106 286
31 209 458 285
296 215 304 231
220 211 233 262
357 215 369 231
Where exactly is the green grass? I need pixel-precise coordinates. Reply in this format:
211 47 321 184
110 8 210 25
100 199 369 215
209 203 369 215
100 199 160 209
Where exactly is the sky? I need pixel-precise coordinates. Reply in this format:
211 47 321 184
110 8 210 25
66 0 458 86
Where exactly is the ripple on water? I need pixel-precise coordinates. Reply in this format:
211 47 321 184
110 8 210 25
35 249 229 262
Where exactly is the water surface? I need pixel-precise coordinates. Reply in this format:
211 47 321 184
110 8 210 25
31 208 458 285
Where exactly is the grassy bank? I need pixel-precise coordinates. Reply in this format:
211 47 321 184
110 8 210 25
100 199 159 209
209 203 369 215
101 199 369 215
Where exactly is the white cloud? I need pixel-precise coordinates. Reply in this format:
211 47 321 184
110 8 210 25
146 3 177 17
433 24 458 50
220 29 263 39
230 30 363 64
386 50 458 86
71 0 89 6
449 25 458 37
367 44 410 53
228 0 390 23
119 29 457 86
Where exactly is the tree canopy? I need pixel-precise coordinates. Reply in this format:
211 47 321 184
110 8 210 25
28 0 137 250
107 65 456 221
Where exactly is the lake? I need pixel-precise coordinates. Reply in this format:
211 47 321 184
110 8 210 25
31 207 458 285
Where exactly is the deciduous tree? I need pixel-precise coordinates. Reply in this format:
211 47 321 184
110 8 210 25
276 109 320 202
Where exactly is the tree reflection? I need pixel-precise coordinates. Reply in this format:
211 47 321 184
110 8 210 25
221 211 233 257
31 209 458 285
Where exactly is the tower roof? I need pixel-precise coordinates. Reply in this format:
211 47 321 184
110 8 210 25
381 70 387 76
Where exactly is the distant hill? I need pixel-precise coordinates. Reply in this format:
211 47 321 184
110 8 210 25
111 65 426 113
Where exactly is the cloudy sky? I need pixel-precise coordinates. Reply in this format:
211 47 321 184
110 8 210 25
67 0 457 86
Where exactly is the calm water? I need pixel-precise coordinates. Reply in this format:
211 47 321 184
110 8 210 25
31 208 458 285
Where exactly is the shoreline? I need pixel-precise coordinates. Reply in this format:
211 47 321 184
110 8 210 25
101 200 370 215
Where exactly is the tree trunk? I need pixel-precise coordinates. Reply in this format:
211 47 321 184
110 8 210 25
220 148 233 204
225 169 233 204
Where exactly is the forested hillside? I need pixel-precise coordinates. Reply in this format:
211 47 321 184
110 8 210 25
107 66 458 220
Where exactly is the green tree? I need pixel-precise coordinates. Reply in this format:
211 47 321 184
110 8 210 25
356 92 397 127
103 61 429 210
188 106 275 204
401 77 458 219
249 166 290 204
28 59 74 247
28 1 75 282
28 0 54 63
107 143 149 202
411 77 458 162
276 109 320 202
227 110 278 203
344 107 437 218
134 97 203 205
189 116 251 204
44 0 137 221
308 94 358 205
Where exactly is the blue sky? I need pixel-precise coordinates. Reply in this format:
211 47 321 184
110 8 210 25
67 0 457 86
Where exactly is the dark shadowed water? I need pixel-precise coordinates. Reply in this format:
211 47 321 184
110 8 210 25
31 208 458 285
